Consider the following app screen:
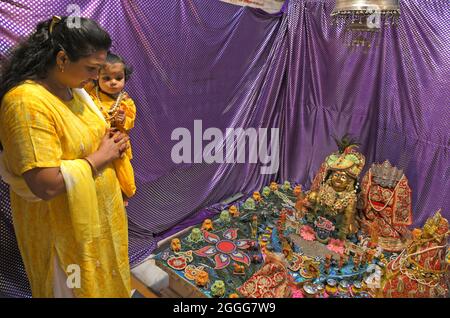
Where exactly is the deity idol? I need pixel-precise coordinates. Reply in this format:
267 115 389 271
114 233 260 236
358 160 413 252
304 135 365 240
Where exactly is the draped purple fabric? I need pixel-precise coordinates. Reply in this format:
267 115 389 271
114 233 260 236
0 0 448 298
281 0 450 230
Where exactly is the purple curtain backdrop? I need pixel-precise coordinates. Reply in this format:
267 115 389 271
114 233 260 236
1 0 449 298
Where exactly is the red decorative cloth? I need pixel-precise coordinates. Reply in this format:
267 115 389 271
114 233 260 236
237 261 291 298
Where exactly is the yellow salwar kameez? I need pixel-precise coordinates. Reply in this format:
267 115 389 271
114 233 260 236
86 85 136 198
0 81 131 298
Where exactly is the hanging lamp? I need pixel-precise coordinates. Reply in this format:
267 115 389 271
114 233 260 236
331 0 400 50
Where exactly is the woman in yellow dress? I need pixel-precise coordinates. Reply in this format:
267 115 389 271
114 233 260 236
0 16 131 297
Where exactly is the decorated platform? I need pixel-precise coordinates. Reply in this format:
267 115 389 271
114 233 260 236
155 140 449 298
156 182 396 298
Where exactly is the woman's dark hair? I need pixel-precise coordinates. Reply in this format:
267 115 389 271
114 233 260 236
103 52 133 81
0 16 112 103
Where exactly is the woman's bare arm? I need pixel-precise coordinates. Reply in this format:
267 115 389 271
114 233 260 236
23 167 66 201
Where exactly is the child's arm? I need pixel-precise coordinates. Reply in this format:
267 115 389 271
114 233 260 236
121 96 136 131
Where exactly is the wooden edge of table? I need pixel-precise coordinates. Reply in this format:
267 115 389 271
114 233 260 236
131 273 160 298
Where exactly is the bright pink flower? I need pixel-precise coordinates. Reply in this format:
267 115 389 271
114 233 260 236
327 238 345 255
300 225 316 241
292 289 304 298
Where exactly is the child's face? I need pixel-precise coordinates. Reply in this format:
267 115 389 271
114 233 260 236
98 62 126 96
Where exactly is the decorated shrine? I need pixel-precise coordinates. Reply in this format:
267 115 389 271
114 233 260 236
156 139 449 298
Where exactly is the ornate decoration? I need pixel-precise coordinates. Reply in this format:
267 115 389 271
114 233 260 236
193 229 252 269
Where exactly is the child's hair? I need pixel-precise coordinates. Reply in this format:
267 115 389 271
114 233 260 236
103 52 133 81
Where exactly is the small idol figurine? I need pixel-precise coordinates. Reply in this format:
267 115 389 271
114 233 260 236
229 205 240 218
170 238 181 252
250 214 258 238
211 280 226 298
195 271 209 287
201 219 214 231
233 263 245 275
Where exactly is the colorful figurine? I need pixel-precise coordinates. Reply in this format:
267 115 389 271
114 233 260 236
201 218 214 231
187 228 203 243
243 197 256 210
210 280 226 297
219 210 231 225
250 214 258 238
282 181 291 191
359 160 413 252
184 264 205 281
229 205 240 218
262 186 271 198
232 263 245 275
314 216 336 243
170 238 181 252
252 191 262 202
294 190 307 219
195 270 209 287
293 185 302 197
270 182 278 192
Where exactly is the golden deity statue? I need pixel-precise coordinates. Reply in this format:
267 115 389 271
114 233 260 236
304 135 366 240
